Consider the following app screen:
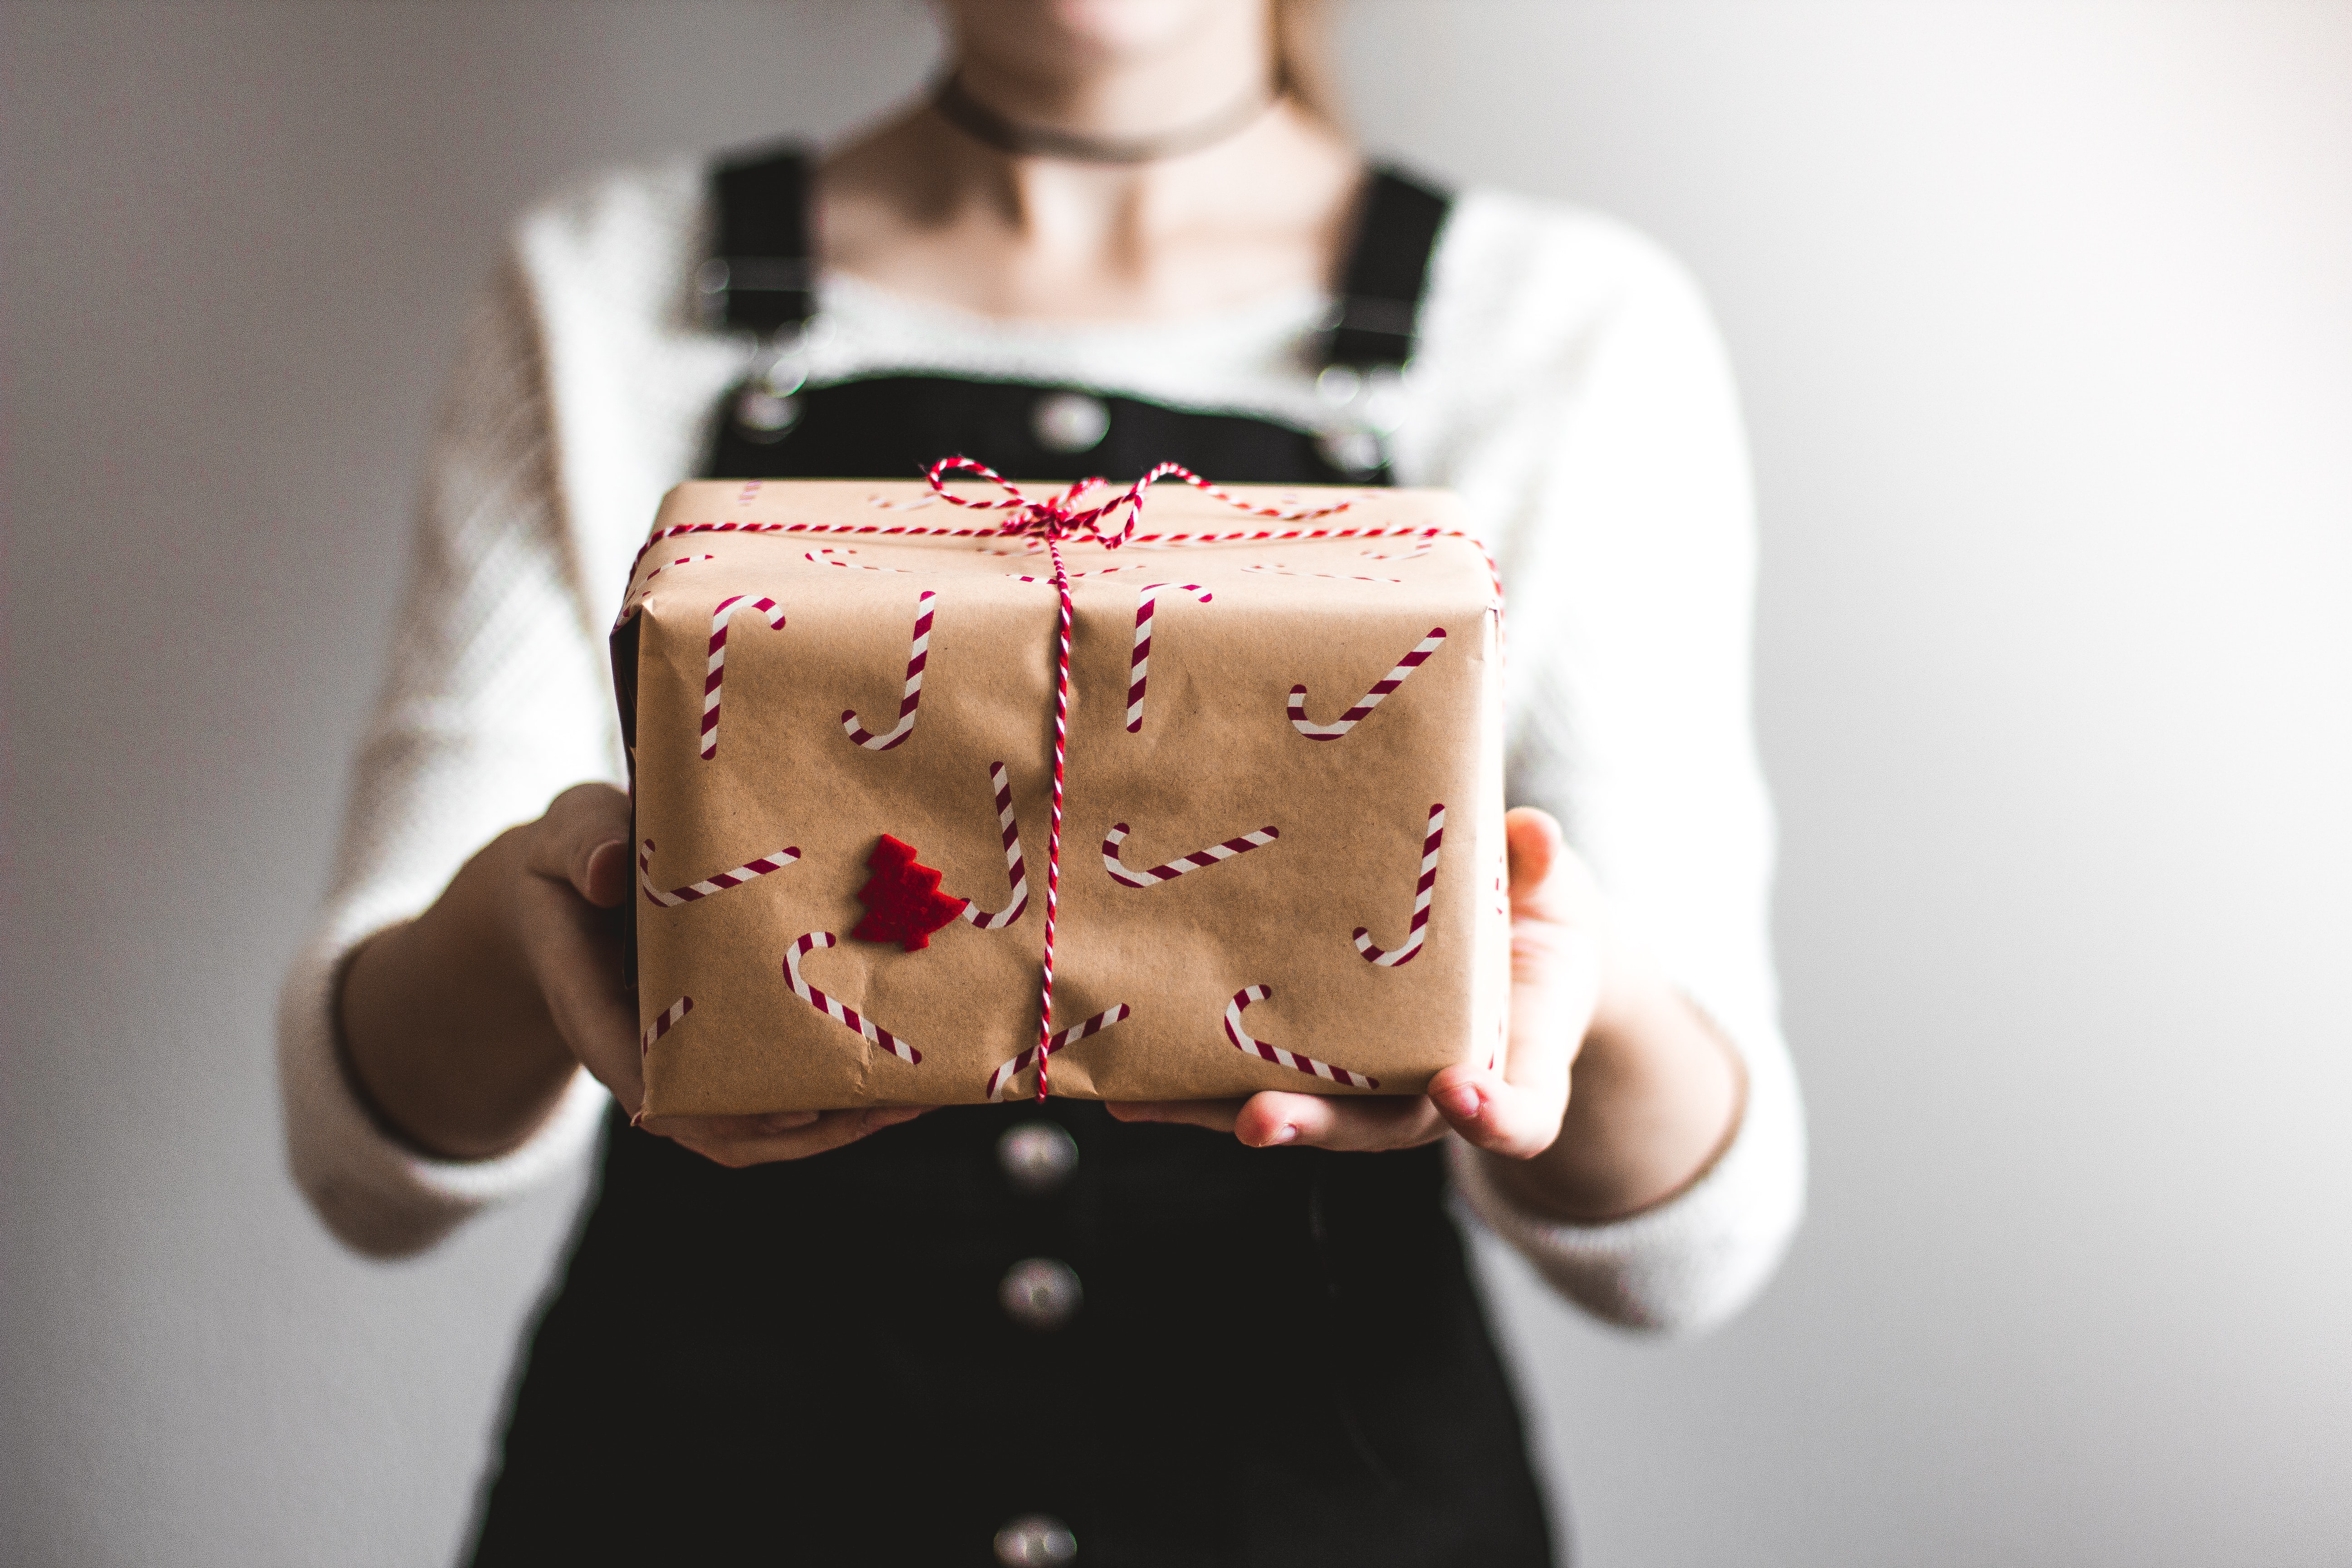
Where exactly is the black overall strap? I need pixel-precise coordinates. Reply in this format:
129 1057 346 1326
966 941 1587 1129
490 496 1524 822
704 145 813 337
1327 164 1451 370
703 146 1448 364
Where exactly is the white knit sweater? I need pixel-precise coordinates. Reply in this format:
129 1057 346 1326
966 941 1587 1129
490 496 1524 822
278 160 1804 1333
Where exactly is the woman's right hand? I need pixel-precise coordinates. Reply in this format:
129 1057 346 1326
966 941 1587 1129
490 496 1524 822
338 782 927 1169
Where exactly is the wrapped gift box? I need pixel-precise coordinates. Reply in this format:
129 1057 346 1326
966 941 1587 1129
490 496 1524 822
612 476 1507 1115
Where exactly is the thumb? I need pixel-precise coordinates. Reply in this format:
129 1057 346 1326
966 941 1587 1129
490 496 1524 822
1439 808 1604 1159
530 783 634 908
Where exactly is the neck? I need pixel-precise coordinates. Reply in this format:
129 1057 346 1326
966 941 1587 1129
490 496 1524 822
815 15 1361 323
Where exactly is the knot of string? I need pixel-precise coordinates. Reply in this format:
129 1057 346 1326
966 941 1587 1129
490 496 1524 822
924 455 1184 550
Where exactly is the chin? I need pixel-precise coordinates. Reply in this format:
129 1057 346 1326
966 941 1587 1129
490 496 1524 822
949 0 1248 69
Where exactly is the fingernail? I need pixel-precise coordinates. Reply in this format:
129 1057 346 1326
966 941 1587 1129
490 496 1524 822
760 1111 817 1132
1268 1123 1299 1145
1436 1083 1481 1121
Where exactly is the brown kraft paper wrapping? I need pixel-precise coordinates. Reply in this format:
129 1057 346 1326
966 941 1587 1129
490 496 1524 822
615 478 1508 1116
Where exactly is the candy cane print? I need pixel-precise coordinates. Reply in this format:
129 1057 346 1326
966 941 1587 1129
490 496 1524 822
806 549 911 572
840 589 935 751
1359 539 1434 561
1287 626 1446 741
956 762 1029 929
1126 583 1213 733
1102 822 1278 888
784 932 921 1066
640 995 692 1058
638 839 801 908
1241 564 1401 584
611 554 719 630
1222 986 1381 1089
1351 804 1446 965
984 1003 1133 1100
699 595 787 760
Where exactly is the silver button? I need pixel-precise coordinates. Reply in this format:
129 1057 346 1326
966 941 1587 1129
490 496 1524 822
1000 1257 1083 1331
1317 428 1385 475
1315 363 1363 407
734 383 800 442
998 1121 1078 1196
1032 391 1110 453
994 1514 1078 1566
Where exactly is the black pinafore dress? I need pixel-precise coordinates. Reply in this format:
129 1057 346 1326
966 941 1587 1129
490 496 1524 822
468 150 1556 1568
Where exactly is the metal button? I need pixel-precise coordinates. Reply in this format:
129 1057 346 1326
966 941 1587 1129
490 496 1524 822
994 1514 1078 1566
1317 428 1385 475
1315 363 1363 407
1031 391 1110 453
998 1120 1078 1196
734 383 800 442
1000 1258 1083 1331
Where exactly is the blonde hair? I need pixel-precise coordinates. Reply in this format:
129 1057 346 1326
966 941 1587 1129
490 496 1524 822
1272 0 1343 127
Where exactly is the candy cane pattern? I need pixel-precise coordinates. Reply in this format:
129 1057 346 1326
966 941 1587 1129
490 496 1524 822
957 762 1029 929
644 553 716 583
1102 822 1278 888
1351 804 1446 965
1360 539 1434 561
1242 564 1401 584
640 995 692 1058
1288 626 1446 741
1126 583 1213 732
806 549 911 572
612 555 719 630
983 1003 1133 1100
840 589 935 751
1222 986 1380 1089
784 932 921 1066
637 839 800 908
700 595 788 760
1009 564 1148 582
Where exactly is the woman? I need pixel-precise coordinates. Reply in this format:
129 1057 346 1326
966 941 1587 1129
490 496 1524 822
281 1 1804 1561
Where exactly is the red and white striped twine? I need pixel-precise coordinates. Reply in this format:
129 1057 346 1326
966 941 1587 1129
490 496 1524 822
784 931 921 1066
1289 626 1447 742
638 839 800 908
983 1003 1133 1100
1125 583 1212 734
700 594 787 760
957 762 1029 930
840 589 935 751
1102 823 1278 888
1352 804 1446 966
640 994 692 1058
1223 985 1380 1089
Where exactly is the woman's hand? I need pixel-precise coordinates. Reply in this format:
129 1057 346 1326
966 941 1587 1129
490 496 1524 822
1107 807 1604 1156
338 783 927 1169
1109 806 1745 1222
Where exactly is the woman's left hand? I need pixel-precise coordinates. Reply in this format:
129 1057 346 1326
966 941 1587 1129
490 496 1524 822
1107 806 1603 1157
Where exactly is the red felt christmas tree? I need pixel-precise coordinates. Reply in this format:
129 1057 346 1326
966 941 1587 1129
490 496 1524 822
852 834 969 951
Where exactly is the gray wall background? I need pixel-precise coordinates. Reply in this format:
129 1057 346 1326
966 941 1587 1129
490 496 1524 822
5 3 2349 1563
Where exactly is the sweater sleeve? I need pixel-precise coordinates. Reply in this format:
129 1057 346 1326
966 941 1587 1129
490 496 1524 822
276 253 619 1258
1421 205 1807 1332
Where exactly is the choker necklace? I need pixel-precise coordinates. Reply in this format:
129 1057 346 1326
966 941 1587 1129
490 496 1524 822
932 73 1274 165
